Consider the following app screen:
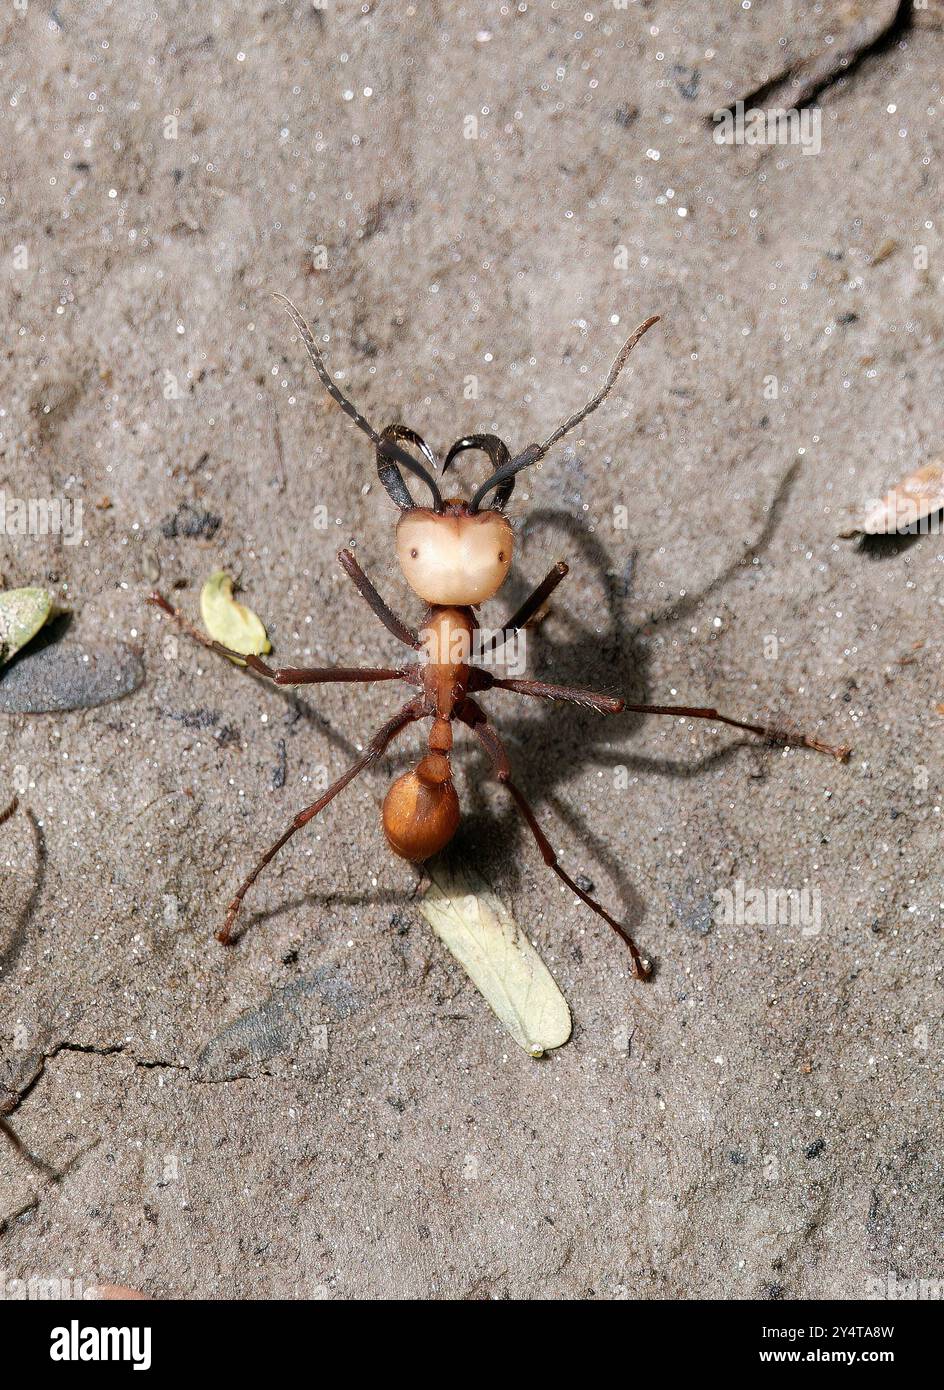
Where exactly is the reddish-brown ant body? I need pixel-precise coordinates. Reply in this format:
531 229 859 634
150 294 849 980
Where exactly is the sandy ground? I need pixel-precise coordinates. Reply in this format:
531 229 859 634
0 1 942 1300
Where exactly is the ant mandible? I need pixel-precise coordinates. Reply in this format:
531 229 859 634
150 293 849 981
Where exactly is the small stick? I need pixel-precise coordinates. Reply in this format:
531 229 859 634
148 593 407 687
266 391 288 493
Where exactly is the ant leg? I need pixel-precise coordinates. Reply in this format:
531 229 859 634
502 560 569 630
219 698 423 944
485 675 850 761
148 593 411 687
487 677 623 714
620 701 851 762
458 699 651 980
1 1113 59 1176
0 1117 61 1180
480 561 569 657
338 549 420 649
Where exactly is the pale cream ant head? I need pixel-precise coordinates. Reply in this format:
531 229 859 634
396 501 513 606
273 293 659 609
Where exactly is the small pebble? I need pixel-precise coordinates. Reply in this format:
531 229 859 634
160 503 221 540
0 641 144 713
141 550 161 583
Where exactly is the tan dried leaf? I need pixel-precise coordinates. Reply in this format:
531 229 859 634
200 571 271 664
840 461 944 537
420 858 572 1057
0 587 53 667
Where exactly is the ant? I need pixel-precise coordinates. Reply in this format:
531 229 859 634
150 294 849 980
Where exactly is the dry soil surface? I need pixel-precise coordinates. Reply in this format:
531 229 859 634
0 1 942 1299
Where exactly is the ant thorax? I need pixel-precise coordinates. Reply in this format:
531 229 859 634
418 606 475 669
396 504 513 606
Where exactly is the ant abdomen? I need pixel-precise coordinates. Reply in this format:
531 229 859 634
383 752 460 862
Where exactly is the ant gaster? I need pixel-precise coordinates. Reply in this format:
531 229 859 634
150 294 849 981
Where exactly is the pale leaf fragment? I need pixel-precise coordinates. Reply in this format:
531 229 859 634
0 587 53 668
840 460 944 537
200 571 271 664
420 858 572 1056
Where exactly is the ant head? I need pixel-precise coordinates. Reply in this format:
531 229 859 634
274 293 660 592
396 501 513 606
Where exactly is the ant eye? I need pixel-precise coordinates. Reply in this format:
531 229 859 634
410 548 419 559
498 551 505 562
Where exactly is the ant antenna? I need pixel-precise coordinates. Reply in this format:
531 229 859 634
469 314 660 512
273 293 444 512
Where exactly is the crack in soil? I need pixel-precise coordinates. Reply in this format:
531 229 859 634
2 1039 269 1124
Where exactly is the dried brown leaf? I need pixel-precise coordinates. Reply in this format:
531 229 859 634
840 461 944 537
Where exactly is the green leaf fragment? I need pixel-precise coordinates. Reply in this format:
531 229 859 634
200 571 271 665
420 858 572 1057
0 588 53 668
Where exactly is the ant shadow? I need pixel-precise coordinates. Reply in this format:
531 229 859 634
436 463 803 957
226 463 802 962
0 983 89 1186
856 531 924 560
0 807 47 982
